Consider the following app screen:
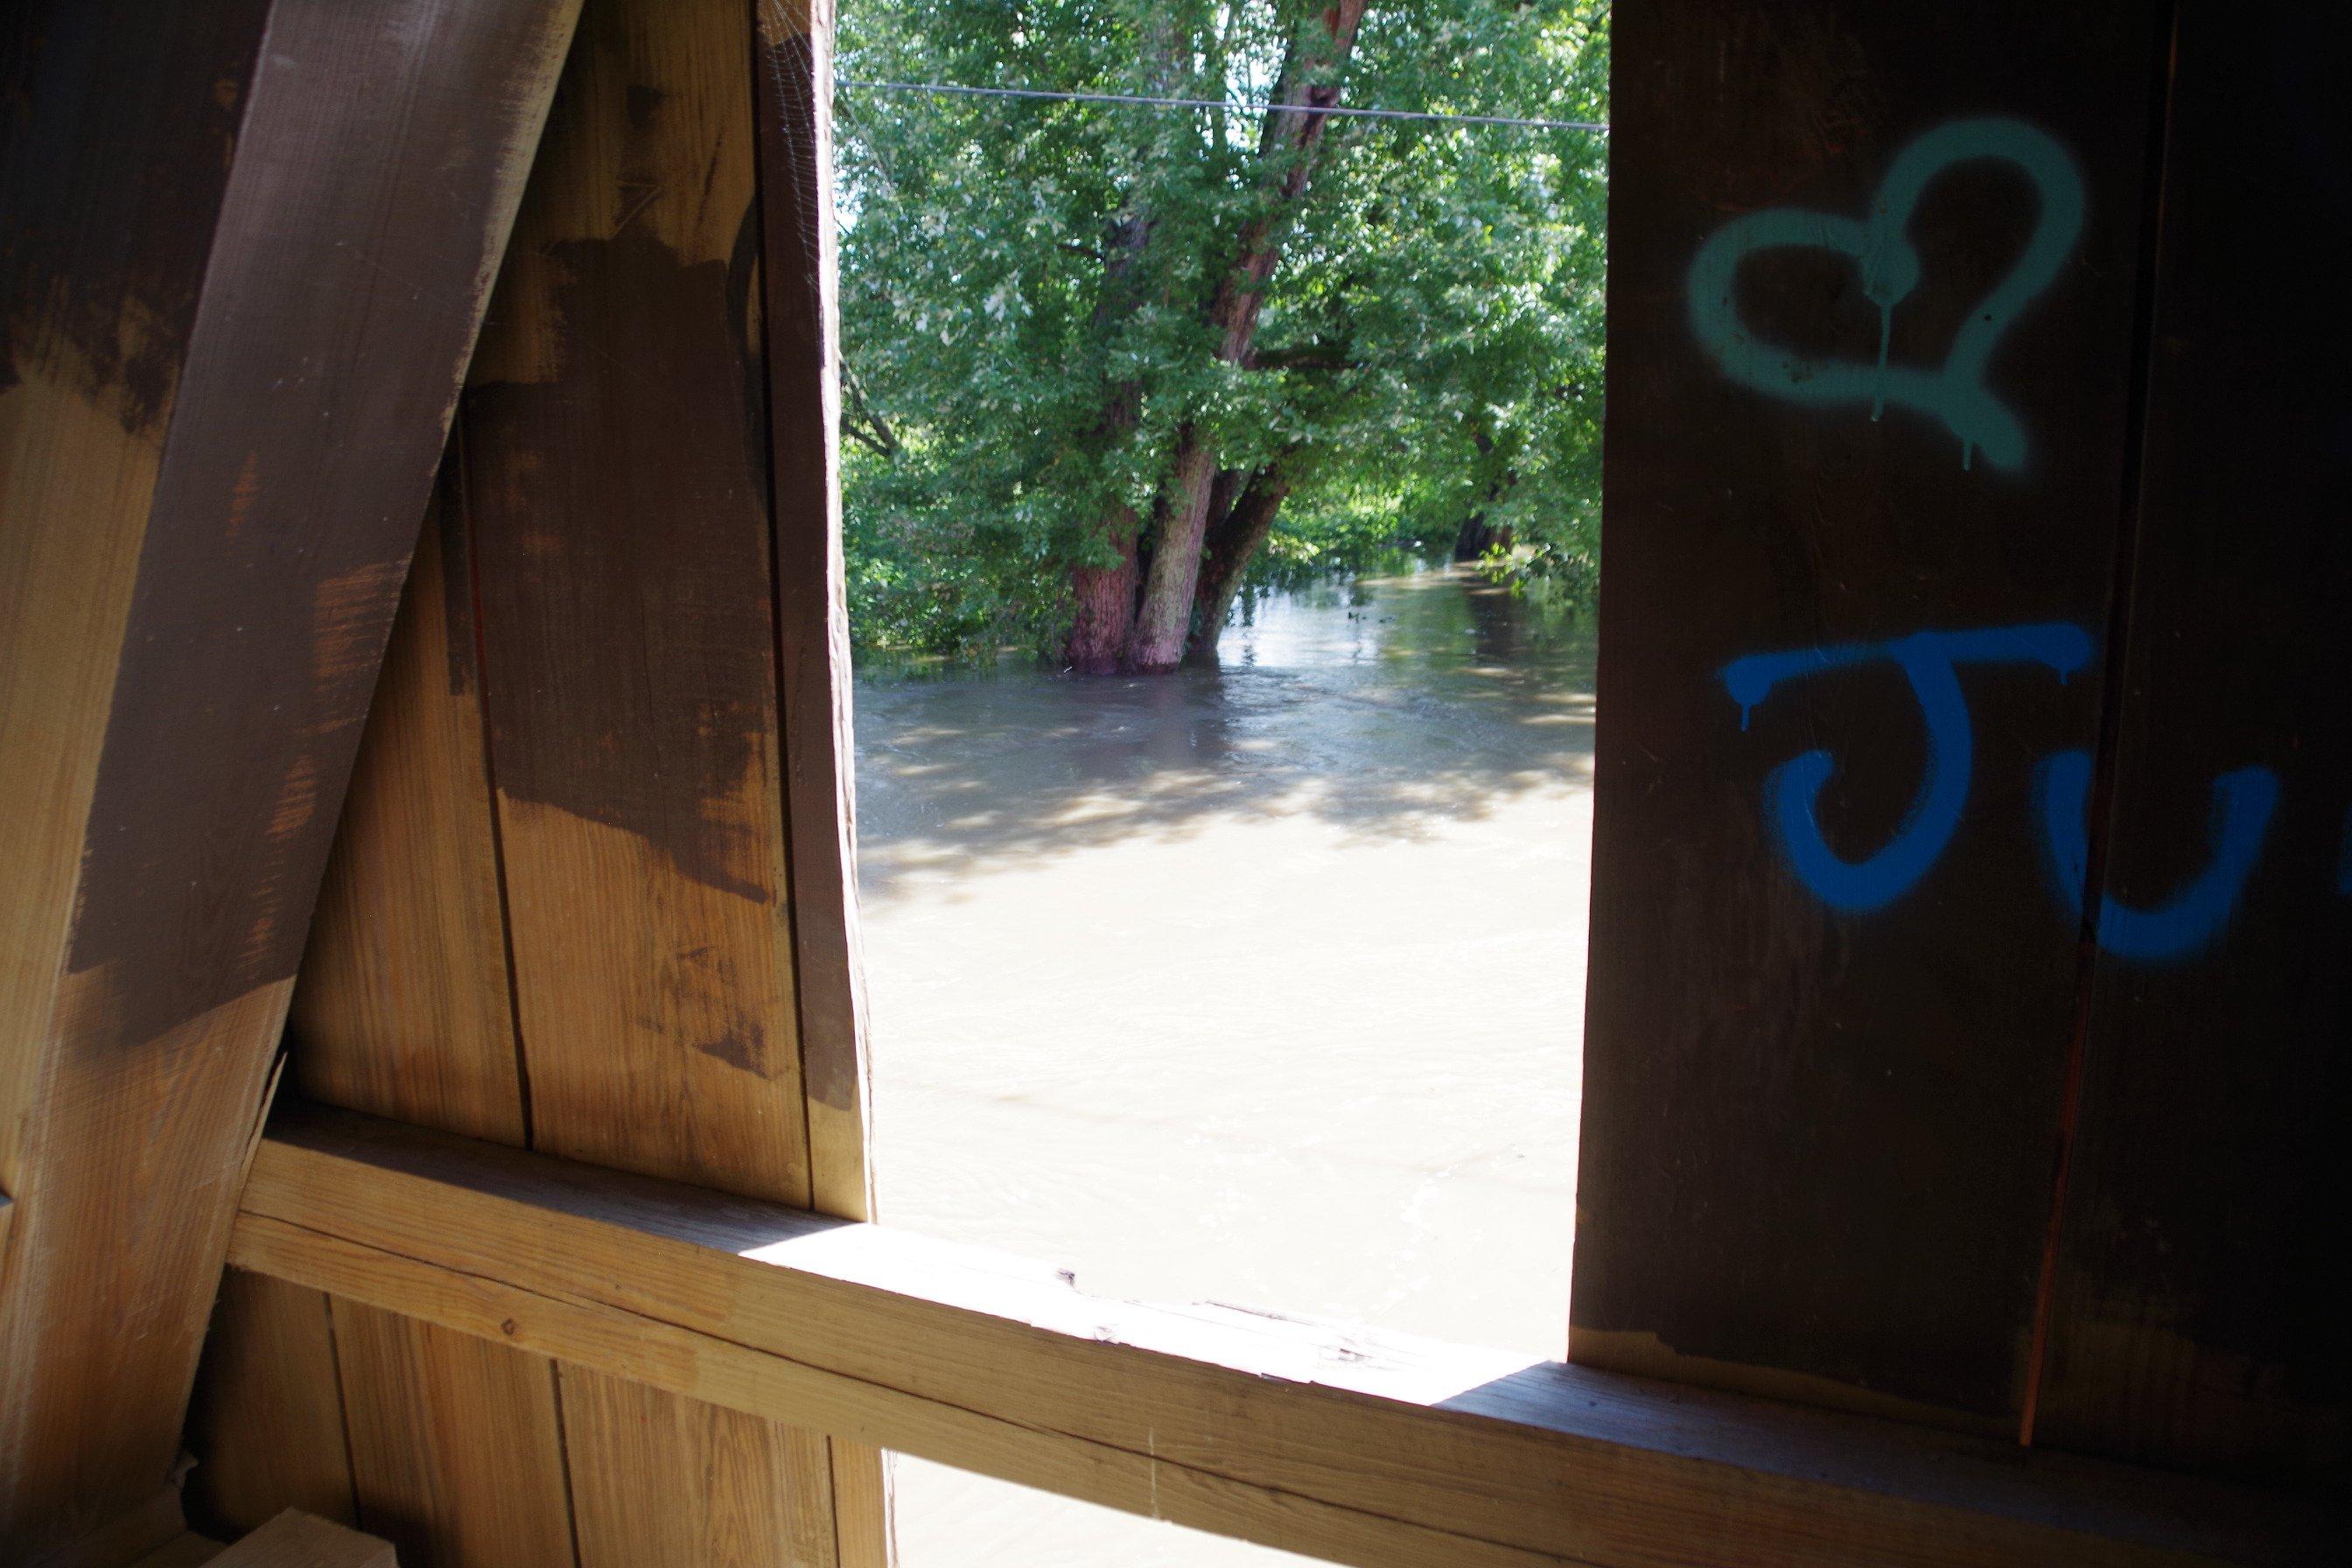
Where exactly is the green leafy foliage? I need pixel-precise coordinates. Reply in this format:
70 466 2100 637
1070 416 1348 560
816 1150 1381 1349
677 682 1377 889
836 0 1610 659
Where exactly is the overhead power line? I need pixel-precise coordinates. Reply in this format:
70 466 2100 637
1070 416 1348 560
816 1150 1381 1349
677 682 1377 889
836 79 1608 134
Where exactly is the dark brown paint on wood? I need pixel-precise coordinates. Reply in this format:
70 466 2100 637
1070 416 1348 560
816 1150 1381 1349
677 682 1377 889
0 0 268 430
1572 0 2167 1425
64 0 579 1050
469 227 782 910
0 0 577 1553
2037 0 2352 1487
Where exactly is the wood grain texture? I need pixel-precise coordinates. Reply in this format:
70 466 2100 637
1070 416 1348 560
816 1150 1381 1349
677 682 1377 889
561 1364 837 1568
233 1107 2339 1568
2034 0 2352 1486
824 1440 892 1568
1572 0 2168 1431
454 0 857 1558
207 1512 391 1568
754 0 873 1227
0 0 579 1556
185 1271 360 1540
0 18 273 1540
290 457 527 1147
329 1299 575 1568
751 6 894 1555
466 0 814 1206
207 448 574 1568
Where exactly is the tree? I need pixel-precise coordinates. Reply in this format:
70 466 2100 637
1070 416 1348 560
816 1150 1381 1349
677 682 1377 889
835 0 1610 668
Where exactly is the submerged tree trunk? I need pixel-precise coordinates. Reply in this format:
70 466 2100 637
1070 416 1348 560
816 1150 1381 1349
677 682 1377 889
1186 457 1297 662
1450 425 1520 562
1452 509 1515 563
1127 435 1221 669
1124 0 1368 672
1066 510 1140 673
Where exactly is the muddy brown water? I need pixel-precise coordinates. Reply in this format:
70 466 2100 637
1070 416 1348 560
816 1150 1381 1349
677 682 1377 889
855 566 1595 1564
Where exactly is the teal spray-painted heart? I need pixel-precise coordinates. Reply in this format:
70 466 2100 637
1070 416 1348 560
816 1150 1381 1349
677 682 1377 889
1687 117 2085 472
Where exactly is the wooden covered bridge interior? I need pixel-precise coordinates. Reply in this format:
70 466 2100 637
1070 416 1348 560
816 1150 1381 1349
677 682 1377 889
0 0 2344 1564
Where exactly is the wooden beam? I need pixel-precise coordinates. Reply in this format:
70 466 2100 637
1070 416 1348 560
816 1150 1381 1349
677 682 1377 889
751 4 893 1554
0 1 578 1558
231 1105 2332 1568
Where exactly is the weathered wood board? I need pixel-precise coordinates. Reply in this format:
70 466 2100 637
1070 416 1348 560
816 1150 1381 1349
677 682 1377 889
289 456 528 1147
329 1298 577 1568
184 1271 359 1539
197 445 580 1562
234 1105 2343 1568
459 0 839 1559
2034 0 2352 1485
467 0 815 1209
193 0 884 1560
0 0 578 1556
754 4 895 1550
1573 0 2170 1430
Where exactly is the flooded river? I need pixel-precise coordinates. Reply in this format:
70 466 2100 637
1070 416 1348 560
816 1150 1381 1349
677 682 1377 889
854 566 1596 1564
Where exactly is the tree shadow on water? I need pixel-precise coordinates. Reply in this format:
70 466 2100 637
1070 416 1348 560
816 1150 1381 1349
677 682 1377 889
850 572 1598 899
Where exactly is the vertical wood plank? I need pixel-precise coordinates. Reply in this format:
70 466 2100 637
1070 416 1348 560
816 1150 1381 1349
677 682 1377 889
562 1366 839 1568
1572 0 2167 1431
455 0 852 1558
330 1299 577 1568
752 7 892 1555
2036 0 2352 1486
823 1441 892 1568
206 439 582 1568
753 0 872 1228
469 0 815 1208
185 1271 359 1539
0 1 580 1555
290 457 528 1147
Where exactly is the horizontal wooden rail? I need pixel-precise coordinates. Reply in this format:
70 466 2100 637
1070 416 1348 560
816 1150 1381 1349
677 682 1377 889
229 1105 2329 1568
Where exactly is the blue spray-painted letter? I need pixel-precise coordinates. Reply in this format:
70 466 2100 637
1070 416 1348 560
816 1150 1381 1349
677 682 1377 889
1721 624 2094 912
2035 752 2278 961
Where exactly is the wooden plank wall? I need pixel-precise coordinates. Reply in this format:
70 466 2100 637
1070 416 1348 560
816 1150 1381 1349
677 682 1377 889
2034 1 2352 1486
1577 0 2348 1488
186 0 888 1562
0 0 579 1559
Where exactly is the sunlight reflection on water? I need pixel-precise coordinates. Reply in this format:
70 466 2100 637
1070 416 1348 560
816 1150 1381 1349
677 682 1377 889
858 565 1596 1567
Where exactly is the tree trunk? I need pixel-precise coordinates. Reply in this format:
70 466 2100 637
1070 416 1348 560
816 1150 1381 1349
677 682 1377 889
1066 510 1140 673
1186 458 1296 662
1062 208 1152 671
1452 509 1515 563
1123 0 1368 672
1450 425 1519 562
